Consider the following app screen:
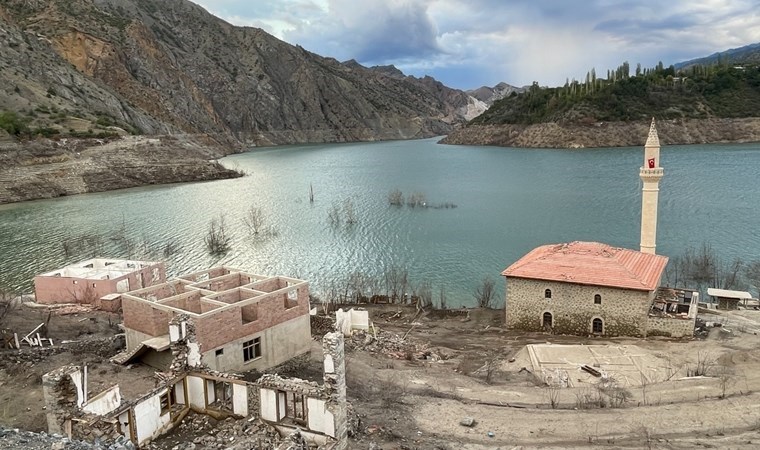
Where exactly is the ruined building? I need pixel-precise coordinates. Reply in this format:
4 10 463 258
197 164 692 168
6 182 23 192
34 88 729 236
116 266 312 372
502 119 698 337
34 258 166 305
42 313 348 449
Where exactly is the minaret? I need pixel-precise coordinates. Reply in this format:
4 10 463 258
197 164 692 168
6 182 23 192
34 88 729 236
639 118 663 254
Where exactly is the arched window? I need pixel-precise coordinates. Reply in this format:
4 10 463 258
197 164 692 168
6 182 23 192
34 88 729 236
594 294 602 304
592 318 603 334
544 289 552 299
543 312 553 328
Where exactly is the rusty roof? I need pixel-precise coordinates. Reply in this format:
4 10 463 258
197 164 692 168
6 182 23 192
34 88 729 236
502 241 668 291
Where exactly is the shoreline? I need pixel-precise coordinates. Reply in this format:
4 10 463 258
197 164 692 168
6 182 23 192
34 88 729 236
440 117 760 149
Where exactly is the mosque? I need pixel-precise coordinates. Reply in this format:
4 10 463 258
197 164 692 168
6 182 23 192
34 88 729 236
502 119 698 337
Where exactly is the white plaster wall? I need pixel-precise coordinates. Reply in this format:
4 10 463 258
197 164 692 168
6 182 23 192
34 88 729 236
125 328 158 352
203 315 311 372
260 388 278 421
350 309 369 331
187 342 202 367
187 376 205 409
173 381 186 405
117 411 132 441
232 383 248 416
67 370 84 408
83 385 121 415
133 391 171 445
169 323 180 342
307 397 335 437
205 380 216 404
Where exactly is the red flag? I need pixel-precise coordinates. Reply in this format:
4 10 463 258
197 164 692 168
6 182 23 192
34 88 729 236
648 158 655 168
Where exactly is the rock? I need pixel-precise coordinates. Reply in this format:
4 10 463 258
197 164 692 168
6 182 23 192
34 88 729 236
51 442 65 450
460 417 476 427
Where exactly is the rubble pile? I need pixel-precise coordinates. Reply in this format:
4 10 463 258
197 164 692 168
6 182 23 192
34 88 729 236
0 428 134 450
0 335 125 370
310 314 336 336
148 413 282 450
345 330 438 360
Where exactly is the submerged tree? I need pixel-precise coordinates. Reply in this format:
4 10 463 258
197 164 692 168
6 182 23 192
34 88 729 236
204 214 231 254
242 204 265 235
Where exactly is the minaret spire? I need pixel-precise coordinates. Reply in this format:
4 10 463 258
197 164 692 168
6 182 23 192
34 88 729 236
639 117 663 254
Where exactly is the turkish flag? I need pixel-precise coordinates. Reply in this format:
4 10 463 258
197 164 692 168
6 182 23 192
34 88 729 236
648 158 656 168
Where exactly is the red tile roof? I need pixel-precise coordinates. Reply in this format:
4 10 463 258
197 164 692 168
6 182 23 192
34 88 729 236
501 241 668 291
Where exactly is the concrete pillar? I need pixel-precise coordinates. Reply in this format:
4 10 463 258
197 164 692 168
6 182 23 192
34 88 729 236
322 332 347 450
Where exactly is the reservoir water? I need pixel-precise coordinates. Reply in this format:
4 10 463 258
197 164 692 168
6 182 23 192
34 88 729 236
1 137 759 305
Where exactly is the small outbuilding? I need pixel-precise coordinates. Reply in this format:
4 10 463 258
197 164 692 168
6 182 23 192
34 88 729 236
707 288 752 310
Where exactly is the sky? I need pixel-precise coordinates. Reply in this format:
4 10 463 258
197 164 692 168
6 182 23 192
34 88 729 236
190 0 760 90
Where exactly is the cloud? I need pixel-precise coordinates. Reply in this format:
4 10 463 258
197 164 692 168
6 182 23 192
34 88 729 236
189 0 760 89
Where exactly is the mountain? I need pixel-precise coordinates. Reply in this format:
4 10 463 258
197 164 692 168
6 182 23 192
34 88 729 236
0 0 479 204
467 82 526 105
675 42 760 70
0 0 472 146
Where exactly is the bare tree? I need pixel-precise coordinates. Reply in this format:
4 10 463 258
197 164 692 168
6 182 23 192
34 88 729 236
414 280 433 310
384 265 408 303
746 261 760 297
547 385 561 409
343 199 357 225
437 286 448 310
388 189 404 206
473 276 496 308
204 214 231 254
406 192 427 208
242 204 265 235
327 202 342 227
0 287 19 328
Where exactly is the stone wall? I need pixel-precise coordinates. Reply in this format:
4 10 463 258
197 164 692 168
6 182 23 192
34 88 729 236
646 316 695 338
505 277 651 337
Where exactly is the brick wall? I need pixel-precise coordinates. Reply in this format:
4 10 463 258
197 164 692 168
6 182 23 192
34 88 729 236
505 277 651 337
122 297 171 337
193 288 308 352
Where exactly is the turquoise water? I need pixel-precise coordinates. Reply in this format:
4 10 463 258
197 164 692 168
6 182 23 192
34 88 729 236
1 137 759 305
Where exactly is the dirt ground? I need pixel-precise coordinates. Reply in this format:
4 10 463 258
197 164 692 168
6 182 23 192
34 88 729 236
4 299 760 449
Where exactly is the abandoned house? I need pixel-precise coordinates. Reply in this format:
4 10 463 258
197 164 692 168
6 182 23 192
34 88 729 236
34 258 166 305
116 266 312 372
42 314 348 449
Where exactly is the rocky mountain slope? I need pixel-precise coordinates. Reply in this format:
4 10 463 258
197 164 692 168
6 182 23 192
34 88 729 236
441 117 760 148
0 0 480 204
0 0 472 145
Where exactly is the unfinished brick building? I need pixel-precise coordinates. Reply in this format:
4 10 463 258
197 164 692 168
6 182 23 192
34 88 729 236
117 267 311 372
34 258 166 305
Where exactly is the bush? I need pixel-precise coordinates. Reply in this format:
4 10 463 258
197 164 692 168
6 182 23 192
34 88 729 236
0 111 29 136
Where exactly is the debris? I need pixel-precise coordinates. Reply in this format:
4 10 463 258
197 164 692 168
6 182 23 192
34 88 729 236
460 417 476 427
581 364 602 377
487 431 495 438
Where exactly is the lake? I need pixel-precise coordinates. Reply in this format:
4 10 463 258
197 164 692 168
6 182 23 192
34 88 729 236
1 137 759 306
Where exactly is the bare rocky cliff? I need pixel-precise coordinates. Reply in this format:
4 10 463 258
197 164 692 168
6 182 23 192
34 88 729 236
0 0 471 144
440 118 760 148
0 0 476 204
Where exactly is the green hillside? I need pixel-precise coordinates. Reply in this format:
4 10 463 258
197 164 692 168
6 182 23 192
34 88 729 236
472 62 760 125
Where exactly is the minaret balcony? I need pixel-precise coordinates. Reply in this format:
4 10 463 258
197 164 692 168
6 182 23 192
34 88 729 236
639 167 664 179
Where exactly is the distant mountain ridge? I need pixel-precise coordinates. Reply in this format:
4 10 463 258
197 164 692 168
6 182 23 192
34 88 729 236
467 82 526 105
675 42 760 69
